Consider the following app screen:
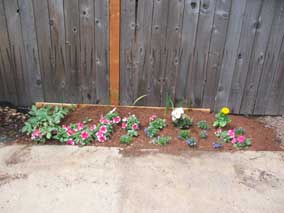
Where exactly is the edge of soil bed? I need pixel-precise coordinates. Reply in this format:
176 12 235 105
11 104 283 156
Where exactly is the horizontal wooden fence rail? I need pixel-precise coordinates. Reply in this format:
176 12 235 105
0 0 284 115
120 0 284 115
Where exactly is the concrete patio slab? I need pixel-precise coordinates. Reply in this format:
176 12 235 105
0 144 284 213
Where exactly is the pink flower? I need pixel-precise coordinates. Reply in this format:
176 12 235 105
132 123 139 130
62 125 69 131
122 122 127 129
67 129 75 136
122 117 128 122
228 129 235 139
99 125 107 134
112 116 121 124
67 139 75 145
97 134 107 143
237 135 246 144
81 131 89 140
214 128 222 136
90 124 97 131
100 117 111 124
31 129 43 140
231 138 237 144
76 122 84 131
149 115 157 121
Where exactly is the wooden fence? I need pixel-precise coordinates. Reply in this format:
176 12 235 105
120 0 284 115
0 0 109 106
0 0 284 115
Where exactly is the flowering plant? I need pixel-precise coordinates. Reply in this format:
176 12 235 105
22 105 72 143
197 120 209 130
144 115 166 138
215 127 251 148
171 108 192 129
121 114 140 137
151 136 171 145
186 137 198 147
178 130 191 140
213 107 231 128
199 130 208 139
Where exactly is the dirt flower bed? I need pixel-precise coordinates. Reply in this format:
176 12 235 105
16 105 283 155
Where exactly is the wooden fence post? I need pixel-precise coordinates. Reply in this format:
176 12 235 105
109 0 120 105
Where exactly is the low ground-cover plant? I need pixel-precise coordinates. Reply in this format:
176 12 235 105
199 130 208 139
186 137 198 147
120 135 133 145
144 115 166 138
197 120 209 130
215 127 251 148
22 105 73 143
178 130 191 140
151 136 171 145
171 108 193 129
213 107 231 128
121 114 140 137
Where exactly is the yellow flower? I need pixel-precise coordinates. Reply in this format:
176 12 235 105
221 107 230 115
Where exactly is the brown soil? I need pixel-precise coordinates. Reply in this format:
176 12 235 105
14 106 283 156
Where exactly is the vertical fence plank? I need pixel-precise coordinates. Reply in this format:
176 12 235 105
80 0 96 103
176 0 200 105
110 0 120 105
160 0 184 105
48 0 66 103
254 1 284 115
95 0 110 104
227 0 263 113
202 0 231 108
33 0 54 101
214 0 247 111
190 0 216 107
240 0 276 114
4 0 30 105
18 0 44 103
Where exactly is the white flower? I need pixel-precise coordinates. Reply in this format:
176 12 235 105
171 107 184 121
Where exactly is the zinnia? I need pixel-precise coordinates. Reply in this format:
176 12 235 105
221 107 230 115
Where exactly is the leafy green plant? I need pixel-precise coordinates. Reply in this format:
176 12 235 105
22 105 72 143
173 115 193 129
186 137 198 147
199 130 208 139
197 120 209 130
121 114 140 137
152 136 171 145
144 117 166 138
178 130 190 140
120 135 133 145
213 107 231 128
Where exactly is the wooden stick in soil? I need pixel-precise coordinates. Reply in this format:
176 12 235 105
35 102 211 113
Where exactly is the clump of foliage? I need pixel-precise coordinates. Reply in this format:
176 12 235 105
144 115 166 138
120 135 133 145
197 120 209 130
185 137 198 147
215 127 251 148
152 136 171 145
22 105 73 143
178 130 191 140
213 107 231 128
171 108 193 129
121 114 140 137
199 130 208 139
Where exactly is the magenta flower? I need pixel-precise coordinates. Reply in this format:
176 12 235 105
122 122 127 129
100 117 111 124
31 129 43 140
149 115 157 121
99 125 107 134
76 122 84 131
132 123 139 130
231 138 237 144
67 139 75 145
112 116 121 124
67 129 75 136
81 131 89 140
228 129 235 138
97 134 107 143
90 124 97 131
237 135 246 144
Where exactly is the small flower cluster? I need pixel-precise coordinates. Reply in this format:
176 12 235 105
213 107 231 128
151 136 171 145
215 127 251 148
121 114 140 137
144 115 166 138
171 108 193 129
31 129 43 141
178 130 198 147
